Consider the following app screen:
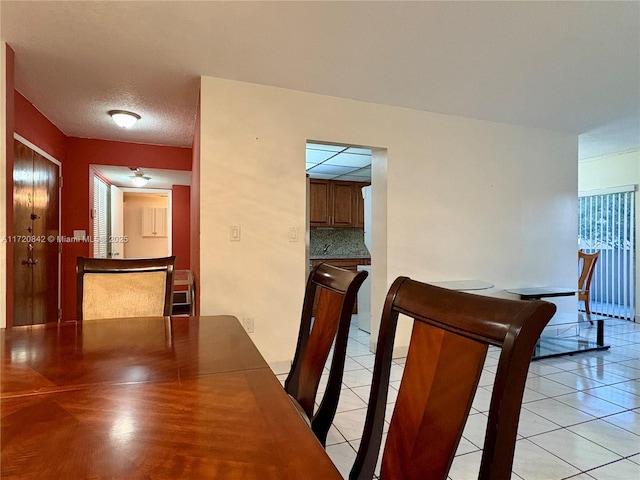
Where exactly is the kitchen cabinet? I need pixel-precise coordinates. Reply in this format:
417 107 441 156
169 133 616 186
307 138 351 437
309 179 370 227
142 207 167 237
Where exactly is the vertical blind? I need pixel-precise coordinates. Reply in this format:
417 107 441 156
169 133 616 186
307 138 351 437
578 187 636 319
93 175 109 258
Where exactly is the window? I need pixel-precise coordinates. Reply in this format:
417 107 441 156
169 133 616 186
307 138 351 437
579 187 636 319
93 175 110 258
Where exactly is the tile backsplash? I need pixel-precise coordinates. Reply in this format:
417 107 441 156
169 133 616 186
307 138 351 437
310 227 370 258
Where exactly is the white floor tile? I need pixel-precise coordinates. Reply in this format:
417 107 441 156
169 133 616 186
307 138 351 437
527 429 621 471
555 391 628 417
332 407 367 441
455 436 481 456
460 412 488 449
609 378 640 396
595 362 640 380
523 397 596 427
602 409 640 435
478 368 496 387
568 419 640 457
352 354 375 369
516 408 562 438
325 442 357 478
350 384 372 403
470 386 492 413
521 387 548 404
586 459 640 480
325 425 347 446
341 368 373 388
512 439 581 480
544 371 608 390
528 361 564 376
526 376 578 397
619 358 640 370
448 450 482 480
584 385 640 410
346 341 373 356
336 388 368 412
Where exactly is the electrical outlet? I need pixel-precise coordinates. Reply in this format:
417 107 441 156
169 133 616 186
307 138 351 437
242 317 254 333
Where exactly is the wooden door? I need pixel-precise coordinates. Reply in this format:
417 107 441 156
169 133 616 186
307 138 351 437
13 140 60 326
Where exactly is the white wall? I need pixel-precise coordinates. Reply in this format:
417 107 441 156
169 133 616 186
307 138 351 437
1 43 7 328
579 150 639 190
199 76 578 368
579 149 640 321
123 192 169 259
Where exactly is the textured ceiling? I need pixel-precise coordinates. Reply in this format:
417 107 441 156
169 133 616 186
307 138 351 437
92 165 191 190
2 1 638 159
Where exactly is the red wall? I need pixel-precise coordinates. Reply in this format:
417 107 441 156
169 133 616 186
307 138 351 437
14 93 68 159
10 90 193 322
62 138 191 319
172 185 191 270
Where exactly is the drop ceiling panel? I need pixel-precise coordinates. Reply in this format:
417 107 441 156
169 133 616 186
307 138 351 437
307 164 355 176
324 152 371 168
306 149 339 165
306 144 372 181
306 143 346 152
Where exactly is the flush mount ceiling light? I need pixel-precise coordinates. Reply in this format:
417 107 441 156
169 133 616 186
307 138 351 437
109 110 141 128
130 168 150 187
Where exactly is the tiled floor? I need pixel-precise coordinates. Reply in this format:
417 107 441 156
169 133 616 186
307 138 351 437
281 317 640 479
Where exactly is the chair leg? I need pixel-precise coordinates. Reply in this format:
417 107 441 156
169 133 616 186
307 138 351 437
584 295 590 315
584 295 593 325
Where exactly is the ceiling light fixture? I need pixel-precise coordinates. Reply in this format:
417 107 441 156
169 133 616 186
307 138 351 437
109 110 141 128
131 170 151 187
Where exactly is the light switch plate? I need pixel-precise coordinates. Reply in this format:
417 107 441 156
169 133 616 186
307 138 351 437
230 225 241 242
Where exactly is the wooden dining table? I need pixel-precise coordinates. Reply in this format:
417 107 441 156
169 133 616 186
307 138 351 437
1 315 342 479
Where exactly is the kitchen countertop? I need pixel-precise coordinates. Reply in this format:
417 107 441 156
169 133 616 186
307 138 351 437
310 254 371 260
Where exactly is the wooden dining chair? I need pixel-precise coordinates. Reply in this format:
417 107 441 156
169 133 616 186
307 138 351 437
578 249 600 316
350 277 556 480
285 263 368 446
76 256 176 320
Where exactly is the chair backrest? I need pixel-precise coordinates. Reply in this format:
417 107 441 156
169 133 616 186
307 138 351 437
578 249 600 291
285 262 368 446
350 277 556 480
76 256 176 320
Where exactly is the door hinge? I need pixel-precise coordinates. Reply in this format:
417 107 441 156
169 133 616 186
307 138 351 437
59 176 63 188
58 308 62 320
58 242 62 254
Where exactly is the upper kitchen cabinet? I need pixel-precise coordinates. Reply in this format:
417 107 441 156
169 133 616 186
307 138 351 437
309 179 369 227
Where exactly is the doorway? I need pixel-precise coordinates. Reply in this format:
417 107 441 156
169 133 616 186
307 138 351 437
90 165 190 260
122 190 171 259
579 187 636 319
13 136 61 326
306 141 373 331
